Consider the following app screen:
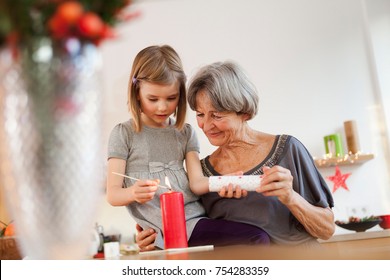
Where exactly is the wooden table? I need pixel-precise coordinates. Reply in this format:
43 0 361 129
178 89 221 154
8 230 390 260
120 230 390 260
317 229 390 259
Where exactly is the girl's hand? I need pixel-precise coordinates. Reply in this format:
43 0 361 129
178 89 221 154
135 224 157 252
255 165 294 205
130 179 159 204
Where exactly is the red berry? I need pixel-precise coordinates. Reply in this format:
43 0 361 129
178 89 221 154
77 12 104 39
48 14 71 39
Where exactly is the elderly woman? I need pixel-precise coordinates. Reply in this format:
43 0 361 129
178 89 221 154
136 61 335 249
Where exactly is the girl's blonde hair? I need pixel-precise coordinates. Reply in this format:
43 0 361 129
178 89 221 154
128 45 187 132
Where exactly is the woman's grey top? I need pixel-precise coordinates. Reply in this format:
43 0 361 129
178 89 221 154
200 134 334 246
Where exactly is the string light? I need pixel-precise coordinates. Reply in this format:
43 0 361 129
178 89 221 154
314 152 374 168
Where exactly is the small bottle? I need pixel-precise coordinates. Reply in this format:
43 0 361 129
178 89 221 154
95 223 105 253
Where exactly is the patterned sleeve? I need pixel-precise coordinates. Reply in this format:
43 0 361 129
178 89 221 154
183 123 200 154
284 137 334 209
107 121 133 160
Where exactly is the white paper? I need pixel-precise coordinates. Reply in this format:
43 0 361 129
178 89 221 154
104 242 120 259
209 175 262 192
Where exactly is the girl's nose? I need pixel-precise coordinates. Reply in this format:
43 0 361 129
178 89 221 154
157 101 168 111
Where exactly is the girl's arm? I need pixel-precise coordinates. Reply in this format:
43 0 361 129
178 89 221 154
106 158 159 206
185 151 209 195
185 151 247 197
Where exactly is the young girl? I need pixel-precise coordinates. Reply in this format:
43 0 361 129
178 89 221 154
106 45 269 249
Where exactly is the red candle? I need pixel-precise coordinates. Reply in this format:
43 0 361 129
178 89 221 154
160 191 188 249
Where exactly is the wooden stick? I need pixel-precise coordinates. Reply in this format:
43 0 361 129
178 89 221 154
112 172 171 190
139 245 214 255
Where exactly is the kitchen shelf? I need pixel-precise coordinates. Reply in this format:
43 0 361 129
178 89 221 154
314 153 374 168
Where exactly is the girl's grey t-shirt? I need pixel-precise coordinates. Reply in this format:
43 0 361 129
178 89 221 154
107 119 205 249
201 134 334 246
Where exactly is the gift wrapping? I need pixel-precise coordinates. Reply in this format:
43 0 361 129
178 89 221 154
209 175 262 192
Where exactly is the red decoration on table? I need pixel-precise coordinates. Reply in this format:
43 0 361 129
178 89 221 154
327 166 352 193
160 192 188 249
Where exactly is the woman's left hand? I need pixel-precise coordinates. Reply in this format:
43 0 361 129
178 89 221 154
218 184 248 198
255 165 294 205
135 224 157 252
217 171 247 198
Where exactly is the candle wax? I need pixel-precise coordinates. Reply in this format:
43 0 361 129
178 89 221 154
160 191 188 249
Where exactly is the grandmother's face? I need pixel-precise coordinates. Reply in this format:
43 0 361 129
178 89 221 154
195 90 246 147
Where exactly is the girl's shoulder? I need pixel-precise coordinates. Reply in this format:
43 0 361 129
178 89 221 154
181 122 198 137
169 118 194 132
182 122 195 131
110 119 135 138
114 119 133 129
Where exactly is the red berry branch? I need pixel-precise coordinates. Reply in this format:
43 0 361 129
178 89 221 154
0 0 140 47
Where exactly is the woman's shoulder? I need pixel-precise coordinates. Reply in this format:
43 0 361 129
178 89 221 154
254 134 314 170
280 134 308 150
276 134 315 162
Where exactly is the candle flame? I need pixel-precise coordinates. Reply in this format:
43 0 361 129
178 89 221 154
164 176 173 191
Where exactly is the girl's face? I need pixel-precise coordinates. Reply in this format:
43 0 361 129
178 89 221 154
138 81 180 128
195 90 247 147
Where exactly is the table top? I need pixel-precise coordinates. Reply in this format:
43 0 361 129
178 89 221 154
119 236 390 260
319 228 390 243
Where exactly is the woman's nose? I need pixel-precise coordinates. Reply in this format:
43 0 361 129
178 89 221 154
202 116 214 131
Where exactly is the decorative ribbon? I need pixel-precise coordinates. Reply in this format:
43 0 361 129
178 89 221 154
148 160 183 173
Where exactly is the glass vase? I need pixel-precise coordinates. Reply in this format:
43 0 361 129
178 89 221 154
0 39 104 259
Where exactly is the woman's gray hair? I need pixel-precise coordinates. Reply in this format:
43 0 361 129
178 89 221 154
187 61 259 119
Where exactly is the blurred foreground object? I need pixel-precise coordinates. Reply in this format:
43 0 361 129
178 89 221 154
0 0 139 259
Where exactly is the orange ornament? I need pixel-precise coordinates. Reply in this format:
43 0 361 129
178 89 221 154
56 1 84 24
4 222 15 237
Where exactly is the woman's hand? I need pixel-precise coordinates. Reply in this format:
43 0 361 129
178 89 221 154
256 166 335 240
218 184 248 198
135 224 157 252
256 165 294 205
130 179 159 204
217 171 247 198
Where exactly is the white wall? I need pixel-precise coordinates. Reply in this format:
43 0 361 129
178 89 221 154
97 0 390 243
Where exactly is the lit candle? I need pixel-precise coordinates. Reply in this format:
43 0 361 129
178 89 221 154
160 177 188 249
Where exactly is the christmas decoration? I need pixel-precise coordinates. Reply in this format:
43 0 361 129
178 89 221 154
327 166 351 193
